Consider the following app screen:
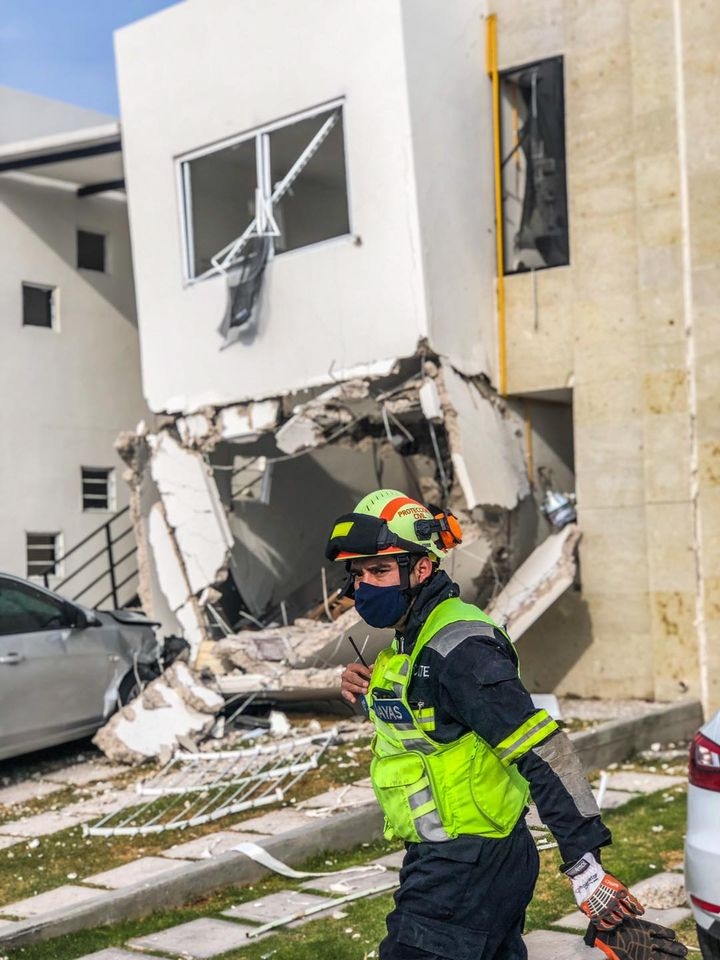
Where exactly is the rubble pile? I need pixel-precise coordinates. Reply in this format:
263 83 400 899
93 662 225 764
213 607 366 696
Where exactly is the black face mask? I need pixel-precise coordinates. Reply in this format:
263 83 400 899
354 582 411 628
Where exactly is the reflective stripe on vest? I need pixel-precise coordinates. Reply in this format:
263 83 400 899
495 709 559 765
426 619 498 657
413 706 436 731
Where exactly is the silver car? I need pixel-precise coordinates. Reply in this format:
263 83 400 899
685 708 720 960
0 573 161 761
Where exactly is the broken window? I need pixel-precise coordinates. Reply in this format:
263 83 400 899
269 111 349 254
499 57 569 274
77 229 106 272
180 103 349 280
185 137 257 278
22 282 56 328
81 467 115 511
26 532 62 579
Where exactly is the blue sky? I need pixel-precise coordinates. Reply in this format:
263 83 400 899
0 0 181 116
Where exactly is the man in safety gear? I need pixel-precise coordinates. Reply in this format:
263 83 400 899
326 489 666 960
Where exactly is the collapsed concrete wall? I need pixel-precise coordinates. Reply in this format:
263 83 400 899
94 661 225 764
118 345 578 670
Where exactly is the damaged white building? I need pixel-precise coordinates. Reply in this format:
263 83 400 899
113 0 573 671
112 0 719 714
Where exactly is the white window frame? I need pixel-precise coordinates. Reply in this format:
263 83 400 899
81 466 116 513
177 98 350 284
26 532 64 580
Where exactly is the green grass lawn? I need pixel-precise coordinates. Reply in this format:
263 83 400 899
8 781 698 960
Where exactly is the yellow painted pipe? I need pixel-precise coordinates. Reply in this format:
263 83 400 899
486 14 507 396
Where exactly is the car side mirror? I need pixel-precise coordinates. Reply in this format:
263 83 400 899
64 604 101 629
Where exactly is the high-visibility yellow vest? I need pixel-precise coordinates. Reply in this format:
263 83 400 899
368 597 557 843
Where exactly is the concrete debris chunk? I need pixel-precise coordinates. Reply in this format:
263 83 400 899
275 379 370 454
92 663 225 765
440 365 529 511
149 432 233 596
216 666 342 697
212 604 390 699
487 525 581 640
216 605 363 672
269 711 292 737
629 872 686 910
218 399 279 441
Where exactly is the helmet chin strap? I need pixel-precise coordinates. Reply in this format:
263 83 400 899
397 553 432 597
396 554 412 592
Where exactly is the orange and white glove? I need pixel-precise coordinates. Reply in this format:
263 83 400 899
565 853 644 930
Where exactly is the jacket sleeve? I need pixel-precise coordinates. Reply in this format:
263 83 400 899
437 636 611 863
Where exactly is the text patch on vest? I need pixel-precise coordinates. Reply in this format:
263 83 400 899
372 698 413 724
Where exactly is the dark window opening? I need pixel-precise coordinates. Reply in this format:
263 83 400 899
269 110 350 254
77 229 106 272
22 283 55 328
82 467 114 511
499 57 569 274
187 137 257 278
26 533 61 579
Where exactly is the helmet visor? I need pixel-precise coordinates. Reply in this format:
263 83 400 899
325 512 419 561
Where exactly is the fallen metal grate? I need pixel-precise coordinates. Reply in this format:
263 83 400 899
84 730 336 837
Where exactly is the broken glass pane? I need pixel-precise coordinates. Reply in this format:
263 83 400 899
500 57 569 274
186 136 257 277
269 110 349 254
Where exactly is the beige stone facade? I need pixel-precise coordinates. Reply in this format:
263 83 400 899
492 0 720 714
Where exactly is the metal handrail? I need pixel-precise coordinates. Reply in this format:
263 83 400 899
41 506 138 609
47 505 130 566
94 568 141 608
47 541 109 586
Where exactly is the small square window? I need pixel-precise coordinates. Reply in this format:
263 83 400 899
82 467 115 511
26 532 62 579
77 229 106 272
22 283 56 328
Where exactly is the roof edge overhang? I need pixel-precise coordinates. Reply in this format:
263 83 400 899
0 122 121 174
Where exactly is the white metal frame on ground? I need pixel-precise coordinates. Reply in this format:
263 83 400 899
84 730 336 837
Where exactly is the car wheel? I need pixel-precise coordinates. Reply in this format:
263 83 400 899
117 665 160 707
698 925 720 960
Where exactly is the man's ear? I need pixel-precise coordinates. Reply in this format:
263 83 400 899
415 555 435 584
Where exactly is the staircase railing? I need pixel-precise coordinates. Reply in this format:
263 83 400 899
42 506 138 609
